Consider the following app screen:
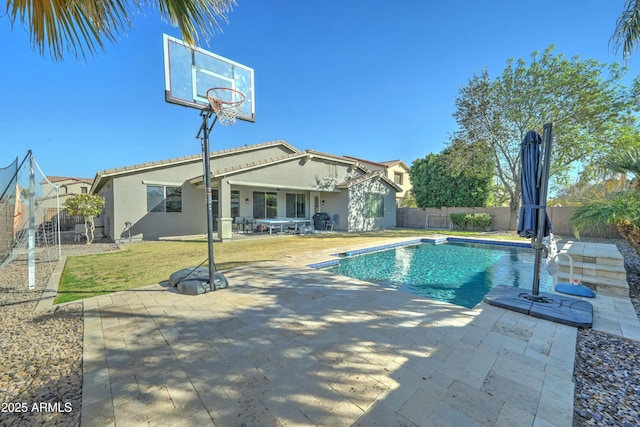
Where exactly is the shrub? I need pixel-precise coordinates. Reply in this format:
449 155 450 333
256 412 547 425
450 213 493 231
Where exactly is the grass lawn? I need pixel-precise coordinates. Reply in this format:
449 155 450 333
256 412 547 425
55 229 526 304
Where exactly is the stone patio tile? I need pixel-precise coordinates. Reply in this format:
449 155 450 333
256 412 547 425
460 323 490 347
212 394 281 427
461 347 498 388
445 379 504 425
481 371 540 416
81 250 633 427
399 389 483 427
329 372 389 411
317 398 365 427
297 380 347 425
491 355 545 391
80 397 115 427
112 387 175 427
495 402 535 427
352 400 418 426
81 368 111 407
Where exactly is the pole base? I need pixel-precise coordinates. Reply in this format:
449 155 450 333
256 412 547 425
169 267 228 295
484 285 592 328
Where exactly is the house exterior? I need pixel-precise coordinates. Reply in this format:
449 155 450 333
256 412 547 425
46 176 93 196
40 176 94 230
91 141 401 243
343 156 412 205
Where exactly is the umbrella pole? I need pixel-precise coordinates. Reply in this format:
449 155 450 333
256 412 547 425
531 123 553 296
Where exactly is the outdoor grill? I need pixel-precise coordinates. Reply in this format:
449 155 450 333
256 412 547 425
312 212 331 230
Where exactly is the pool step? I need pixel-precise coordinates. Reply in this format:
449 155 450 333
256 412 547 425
555 241 628 297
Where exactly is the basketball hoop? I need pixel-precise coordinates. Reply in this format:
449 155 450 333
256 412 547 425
206 88 246 126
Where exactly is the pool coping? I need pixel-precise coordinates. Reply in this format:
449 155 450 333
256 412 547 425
300 234 640 339
306 235 532 269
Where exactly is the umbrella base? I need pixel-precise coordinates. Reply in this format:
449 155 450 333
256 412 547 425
484 285 592 328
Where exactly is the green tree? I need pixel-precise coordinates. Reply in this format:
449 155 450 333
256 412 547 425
64 194 105 244
410 139 494 208
5 0 235 60
454 45 637 229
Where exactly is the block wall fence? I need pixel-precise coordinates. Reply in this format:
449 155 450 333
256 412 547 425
396 207 621 239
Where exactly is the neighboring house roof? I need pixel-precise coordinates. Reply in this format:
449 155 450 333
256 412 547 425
342 155 388 169
379 160 410 171
337 171 402 192
46 176 94 185
91 140 300 193
343 156 410 172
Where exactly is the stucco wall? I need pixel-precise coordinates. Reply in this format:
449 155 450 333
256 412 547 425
346 178 394 231
385 164 411 198
96 146 400 240
105 161 206 241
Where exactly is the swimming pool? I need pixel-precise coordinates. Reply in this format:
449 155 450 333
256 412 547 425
317 239 552 309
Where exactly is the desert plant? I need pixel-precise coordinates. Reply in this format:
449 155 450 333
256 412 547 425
570 190 640 240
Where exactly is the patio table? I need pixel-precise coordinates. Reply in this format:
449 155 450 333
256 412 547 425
255 219 311 235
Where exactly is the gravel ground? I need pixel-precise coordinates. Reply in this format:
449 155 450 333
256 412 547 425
0 241 119 427
573 238 640 427
0 236 639 426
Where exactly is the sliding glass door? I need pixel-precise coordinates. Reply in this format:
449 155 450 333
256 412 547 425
253 192 277 218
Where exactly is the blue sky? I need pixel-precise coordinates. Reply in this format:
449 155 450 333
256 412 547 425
1 1 638 179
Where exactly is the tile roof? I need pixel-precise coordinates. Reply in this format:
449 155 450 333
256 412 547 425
380 159 410 170
337 171 402 192
91 140 299 192
342 155 388 168
188 150 367 184
46 176 94 184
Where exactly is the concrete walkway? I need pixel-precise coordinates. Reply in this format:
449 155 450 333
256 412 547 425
80 240 640 426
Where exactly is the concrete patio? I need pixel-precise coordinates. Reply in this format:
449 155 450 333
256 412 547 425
79 239 640 426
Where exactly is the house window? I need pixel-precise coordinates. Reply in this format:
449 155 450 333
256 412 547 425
286 193 306 218
231 190 240 218
394 172 403 185
365 194 384 218
147 185 182 212
253 191 277 218
81 186 88 194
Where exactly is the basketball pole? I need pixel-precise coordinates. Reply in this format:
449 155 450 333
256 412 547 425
197 109 218 291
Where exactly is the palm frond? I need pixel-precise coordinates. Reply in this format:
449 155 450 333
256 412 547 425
611 0 640 61
5 0 235 60
603 146 640 178
153 0 235 46
569 190 640 237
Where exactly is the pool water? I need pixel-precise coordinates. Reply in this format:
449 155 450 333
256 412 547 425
323 241 552 308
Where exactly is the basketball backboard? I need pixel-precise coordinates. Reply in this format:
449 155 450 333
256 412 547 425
162 34 255 122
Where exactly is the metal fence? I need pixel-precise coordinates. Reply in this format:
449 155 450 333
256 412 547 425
45 208 84 231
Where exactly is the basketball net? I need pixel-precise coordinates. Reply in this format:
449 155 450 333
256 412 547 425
206 88 246 126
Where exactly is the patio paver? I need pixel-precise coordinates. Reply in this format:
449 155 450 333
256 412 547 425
80 239 640 426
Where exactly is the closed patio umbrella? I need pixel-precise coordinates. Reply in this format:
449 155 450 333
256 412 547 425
518 128 552 296
484 123 592 327
518 130 551 240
